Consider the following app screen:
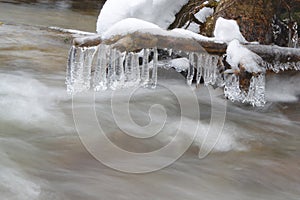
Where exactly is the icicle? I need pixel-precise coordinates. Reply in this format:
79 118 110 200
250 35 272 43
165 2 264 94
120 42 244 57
187 52 195 86
224 73 266 107
151 48 158 88
203 55 213 86
66 46 96 94
213 56 225 87
168 49 173 57
224 74 242 103
66 45 75 92
83 47 97 88
243 74 266 107
94 44 108 91
124 52 134 87
263 60 300 73
108 48 117 90
196 54 203 86
141 48 150 86
114 50 125 89
132 53 141 85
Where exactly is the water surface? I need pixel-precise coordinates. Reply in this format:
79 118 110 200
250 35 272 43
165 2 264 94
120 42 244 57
0 1 300 200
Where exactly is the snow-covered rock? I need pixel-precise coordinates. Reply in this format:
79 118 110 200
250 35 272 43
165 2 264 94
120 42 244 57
97 0 189 34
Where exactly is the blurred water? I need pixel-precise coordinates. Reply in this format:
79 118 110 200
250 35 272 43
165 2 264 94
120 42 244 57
0 1 300 200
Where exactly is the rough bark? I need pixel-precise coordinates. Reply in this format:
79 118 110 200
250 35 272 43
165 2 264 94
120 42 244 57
208 0 275 44
170 0 300 46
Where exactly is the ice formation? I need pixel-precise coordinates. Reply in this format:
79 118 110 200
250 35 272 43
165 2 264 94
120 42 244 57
224 74 266 107
66 0 300 107
67 45 160 93
66 38 300 107
66 44 223 90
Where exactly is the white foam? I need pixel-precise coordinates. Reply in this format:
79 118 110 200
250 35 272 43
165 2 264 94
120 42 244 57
0 72 68 128
0 167 41 200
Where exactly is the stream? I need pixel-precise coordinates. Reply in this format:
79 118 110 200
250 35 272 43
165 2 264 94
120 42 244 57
0 1 300 200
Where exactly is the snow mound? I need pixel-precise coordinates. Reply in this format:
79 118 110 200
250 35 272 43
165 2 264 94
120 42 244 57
102 18 214 41
102 18 161 40
226 40 264 73
214 17 247 43
97 0 189 34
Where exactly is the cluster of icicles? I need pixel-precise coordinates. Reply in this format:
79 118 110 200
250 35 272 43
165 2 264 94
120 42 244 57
66 45 268 106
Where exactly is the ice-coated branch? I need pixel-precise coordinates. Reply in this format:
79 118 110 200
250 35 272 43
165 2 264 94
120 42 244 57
245 44 300 64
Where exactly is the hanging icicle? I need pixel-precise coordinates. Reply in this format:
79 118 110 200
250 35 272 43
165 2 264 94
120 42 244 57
151 48 158 88
187 52 195 86
66 43 271 107
93 44 108 91
141 48 150 86
66 45 97 94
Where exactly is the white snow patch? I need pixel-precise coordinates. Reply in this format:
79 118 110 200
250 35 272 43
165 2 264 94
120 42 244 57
214 17 247 43
169 58 190 72
226 40 263 73
97 0 189 34
186 22 200 33
194 7 214 23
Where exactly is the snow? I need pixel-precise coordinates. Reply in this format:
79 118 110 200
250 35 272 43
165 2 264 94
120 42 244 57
186 22 200 33
96 0 189 34
101 18 161 40
226 40 264 73
101 18 214 42
171 28 213 41
194 7 214 23
168 58 190 72
214 17 247 43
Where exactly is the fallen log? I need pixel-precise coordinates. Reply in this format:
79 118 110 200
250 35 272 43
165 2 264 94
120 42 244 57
73 31 300 66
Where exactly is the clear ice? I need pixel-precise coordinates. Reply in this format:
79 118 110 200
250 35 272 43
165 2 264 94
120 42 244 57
66 42 299 107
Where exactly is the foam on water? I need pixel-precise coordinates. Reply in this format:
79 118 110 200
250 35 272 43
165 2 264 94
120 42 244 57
0 167 41 200
0 72 69 129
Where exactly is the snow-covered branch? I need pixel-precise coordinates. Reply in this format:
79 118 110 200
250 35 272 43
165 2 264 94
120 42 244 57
72 31 300 68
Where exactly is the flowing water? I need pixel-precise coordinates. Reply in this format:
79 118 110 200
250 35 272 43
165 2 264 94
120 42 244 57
1 1 300 200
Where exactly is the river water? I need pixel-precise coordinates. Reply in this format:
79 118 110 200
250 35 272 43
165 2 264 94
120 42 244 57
1 1 300 200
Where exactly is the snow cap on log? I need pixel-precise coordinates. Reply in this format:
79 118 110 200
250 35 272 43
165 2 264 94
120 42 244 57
214 17 247 44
